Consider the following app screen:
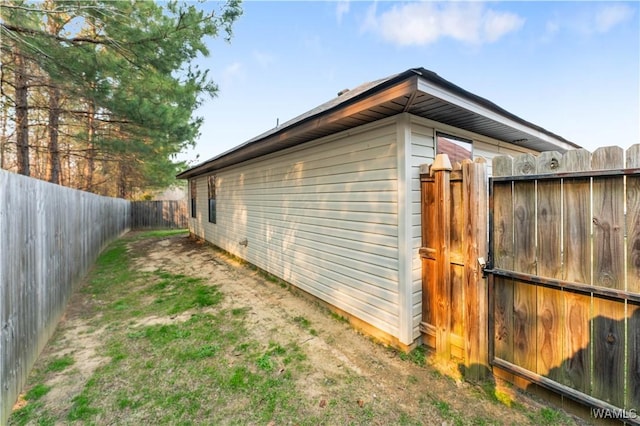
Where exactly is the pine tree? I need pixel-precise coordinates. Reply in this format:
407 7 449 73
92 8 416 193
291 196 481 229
0 0 242 196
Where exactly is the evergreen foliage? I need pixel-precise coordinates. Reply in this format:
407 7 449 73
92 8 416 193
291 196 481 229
0 0 242 198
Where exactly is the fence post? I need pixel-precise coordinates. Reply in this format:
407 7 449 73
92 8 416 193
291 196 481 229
462 158 489 380
433 154 452 360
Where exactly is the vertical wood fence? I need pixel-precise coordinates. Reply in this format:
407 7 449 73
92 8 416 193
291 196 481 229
0 170 130 425
421 144 640 421
487 145 640 418
420 156 489 381
130 200 188 229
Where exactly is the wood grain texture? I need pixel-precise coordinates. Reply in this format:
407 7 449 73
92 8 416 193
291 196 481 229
492 156 514 177
434 167 452 360
592 147 625 289
628 173 640 293
536 151 562 174
513 153 536 176
422 258 437 346
561 151 591 285
536 153 562 279
450 264 465 341
562 292 591 394
493 276 514 363
449 179 463 258
592 296 625 408
492 156 514 271
627 144 640 168
559 149 592 173
513 154 536 275
628 302 640 410
513 279 537 371
463 160 489 380
422 180 436 249
536 286 563 381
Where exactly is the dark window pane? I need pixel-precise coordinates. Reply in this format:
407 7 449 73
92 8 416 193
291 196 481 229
209 199 216 224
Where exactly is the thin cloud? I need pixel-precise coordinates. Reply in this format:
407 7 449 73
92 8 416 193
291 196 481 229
253 51 275 69
220 62 245 89
595 4 635 33
362 2 524 46
545 3 635 39
336 0 350 24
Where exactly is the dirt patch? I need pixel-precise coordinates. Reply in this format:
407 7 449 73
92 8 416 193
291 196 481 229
12 232 585 425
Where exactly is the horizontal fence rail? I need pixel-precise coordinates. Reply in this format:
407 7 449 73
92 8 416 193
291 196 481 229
130 200 188 229
0 170 132 424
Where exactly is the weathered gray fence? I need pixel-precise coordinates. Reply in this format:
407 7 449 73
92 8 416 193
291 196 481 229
130 200 187 229
0 170 130 424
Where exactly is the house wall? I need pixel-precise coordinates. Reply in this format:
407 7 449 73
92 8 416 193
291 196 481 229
190 117 403 339
188 113 541 346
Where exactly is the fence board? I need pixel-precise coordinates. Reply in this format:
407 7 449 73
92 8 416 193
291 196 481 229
562 291 591 394
434 159 452 360
629 302 640 409
492 156 514 270
536 286 563 381
592 296 625 408
450 178 463 257
463 159 489 380
534 153 564 382
494 276 514 363
628 145 640 293
130 200 187 229
513 156 536 275
513 279 537 371
492 157 514 366
592 147 625 290
0 170 129 425
561 150 591 285
450 264 464 340
536 152 562 278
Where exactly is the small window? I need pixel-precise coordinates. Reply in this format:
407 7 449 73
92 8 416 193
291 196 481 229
436 132 472 164
190 180 197 218
208 175 216 224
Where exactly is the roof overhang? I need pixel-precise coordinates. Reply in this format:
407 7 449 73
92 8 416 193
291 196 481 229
178 68 580 179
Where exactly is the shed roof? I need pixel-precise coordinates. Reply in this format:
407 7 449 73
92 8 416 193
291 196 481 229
178 67 580 179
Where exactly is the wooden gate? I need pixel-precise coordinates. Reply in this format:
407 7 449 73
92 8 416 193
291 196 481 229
486 146 640 420
420 155 489 380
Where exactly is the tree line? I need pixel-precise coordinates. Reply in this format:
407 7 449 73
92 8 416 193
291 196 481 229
0 0 241 198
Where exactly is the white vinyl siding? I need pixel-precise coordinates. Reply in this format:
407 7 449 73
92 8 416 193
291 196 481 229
192 118 401 337
409 117 436 338
186 112 543 346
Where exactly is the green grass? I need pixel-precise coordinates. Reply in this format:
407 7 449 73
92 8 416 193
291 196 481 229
44 355 74 373
25 384 51 401
433 400 464 426
398 345 428 367
136 229 188 239
527 407 574 425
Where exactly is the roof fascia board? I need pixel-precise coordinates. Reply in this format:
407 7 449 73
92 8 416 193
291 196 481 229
269 76 418 144
178 76 419 179
416 78 578 153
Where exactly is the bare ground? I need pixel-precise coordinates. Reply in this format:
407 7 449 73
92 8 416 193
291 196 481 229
13 232 587 425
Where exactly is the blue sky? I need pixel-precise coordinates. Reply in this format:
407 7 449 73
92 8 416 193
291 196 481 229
180 1 639 166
